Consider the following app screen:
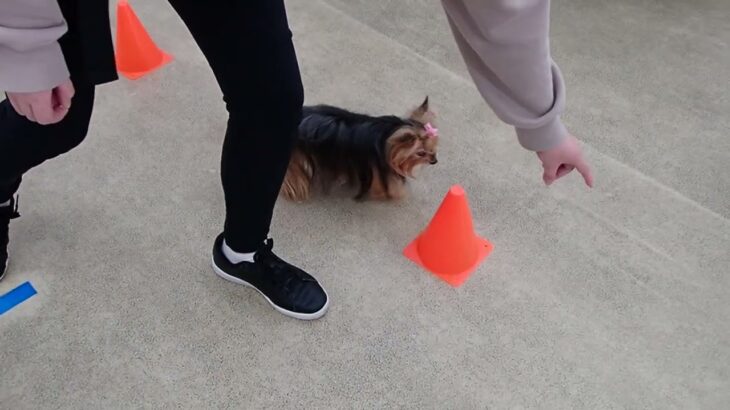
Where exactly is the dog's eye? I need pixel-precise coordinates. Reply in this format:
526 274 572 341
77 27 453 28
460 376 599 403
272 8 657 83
417 151 427 157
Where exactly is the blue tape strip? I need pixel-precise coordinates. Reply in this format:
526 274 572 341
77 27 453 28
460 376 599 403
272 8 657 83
0 281 37 315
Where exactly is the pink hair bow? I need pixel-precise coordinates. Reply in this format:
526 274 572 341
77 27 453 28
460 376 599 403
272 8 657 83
424 122 438 138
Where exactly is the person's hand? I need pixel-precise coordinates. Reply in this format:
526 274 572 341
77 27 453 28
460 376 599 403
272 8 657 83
537 134 593 187
6 78 75 125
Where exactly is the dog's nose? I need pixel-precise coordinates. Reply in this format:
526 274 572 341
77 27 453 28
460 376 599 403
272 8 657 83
430 158 438 165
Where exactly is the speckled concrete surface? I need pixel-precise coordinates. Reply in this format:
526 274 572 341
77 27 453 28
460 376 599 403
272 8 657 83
1 0 728 408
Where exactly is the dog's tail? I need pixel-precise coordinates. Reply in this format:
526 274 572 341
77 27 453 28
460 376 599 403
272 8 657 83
281 150 314 201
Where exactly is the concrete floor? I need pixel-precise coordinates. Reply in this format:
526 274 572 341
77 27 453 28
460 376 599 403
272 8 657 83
1 0 728 408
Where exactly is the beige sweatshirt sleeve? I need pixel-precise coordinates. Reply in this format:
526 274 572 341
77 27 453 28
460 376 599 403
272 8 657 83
441 0 568 151
0 0 69 92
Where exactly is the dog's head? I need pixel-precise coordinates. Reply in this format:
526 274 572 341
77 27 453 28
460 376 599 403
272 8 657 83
386 97 439 177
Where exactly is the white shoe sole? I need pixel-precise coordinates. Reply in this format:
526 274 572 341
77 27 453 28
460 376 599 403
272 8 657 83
211 257 329 321
1 257 8 281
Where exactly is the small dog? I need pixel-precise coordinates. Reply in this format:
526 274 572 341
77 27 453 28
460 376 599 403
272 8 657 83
281 97 439 201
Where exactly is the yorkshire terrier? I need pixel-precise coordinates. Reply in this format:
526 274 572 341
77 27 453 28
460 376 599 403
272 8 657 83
281 97 439 201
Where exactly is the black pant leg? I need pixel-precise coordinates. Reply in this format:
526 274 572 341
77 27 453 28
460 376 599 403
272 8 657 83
168 0 304 252
0 83 96 202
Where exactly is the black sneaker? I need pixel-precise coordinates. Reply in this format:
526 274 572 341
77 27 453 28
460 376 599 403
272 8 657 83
1 196 20 281
211 234 329 320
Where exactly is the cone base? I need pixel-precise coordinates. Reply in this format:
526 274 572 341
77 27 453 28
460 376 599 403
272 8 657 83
403 235 493 287
116 52 173 80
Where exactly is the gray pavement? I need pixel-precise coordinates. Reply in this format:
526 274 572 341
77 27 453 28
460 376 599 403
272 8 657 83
1 0 728 408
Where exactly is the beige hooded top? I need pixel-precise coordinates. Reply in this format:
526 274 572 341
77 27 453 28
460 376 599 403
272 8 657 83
0 0 567 151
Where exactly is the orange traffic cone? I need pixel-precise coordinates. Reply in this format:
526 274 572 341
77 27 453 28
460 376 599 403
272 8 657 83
114 0 172 79
403 185 493 287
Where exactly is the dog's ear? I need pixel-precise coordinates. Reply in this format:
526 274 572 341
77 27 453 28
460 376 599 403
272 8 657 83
394 131 417 144
419 96 429 112
389 129 418 146
409 96 435 123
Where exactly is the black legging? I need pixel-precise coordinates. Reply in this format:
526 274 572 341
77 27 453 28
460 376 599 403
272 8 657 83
0 84 96 202
169 0 304 252
0 0 303 252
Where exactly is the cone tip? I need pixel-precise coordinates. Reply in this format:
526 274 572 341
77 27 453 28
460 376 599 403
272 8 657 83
118 0 129 7
449 185 465 196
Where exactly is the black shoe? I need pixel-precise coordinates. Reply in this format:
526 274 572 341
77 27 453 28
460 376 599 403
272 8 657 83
211 234 329 320
1 196 20 281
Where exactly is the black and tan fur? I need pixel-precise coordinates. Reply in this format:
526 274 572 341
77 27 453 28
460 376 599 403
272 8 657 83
281 98 439 201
